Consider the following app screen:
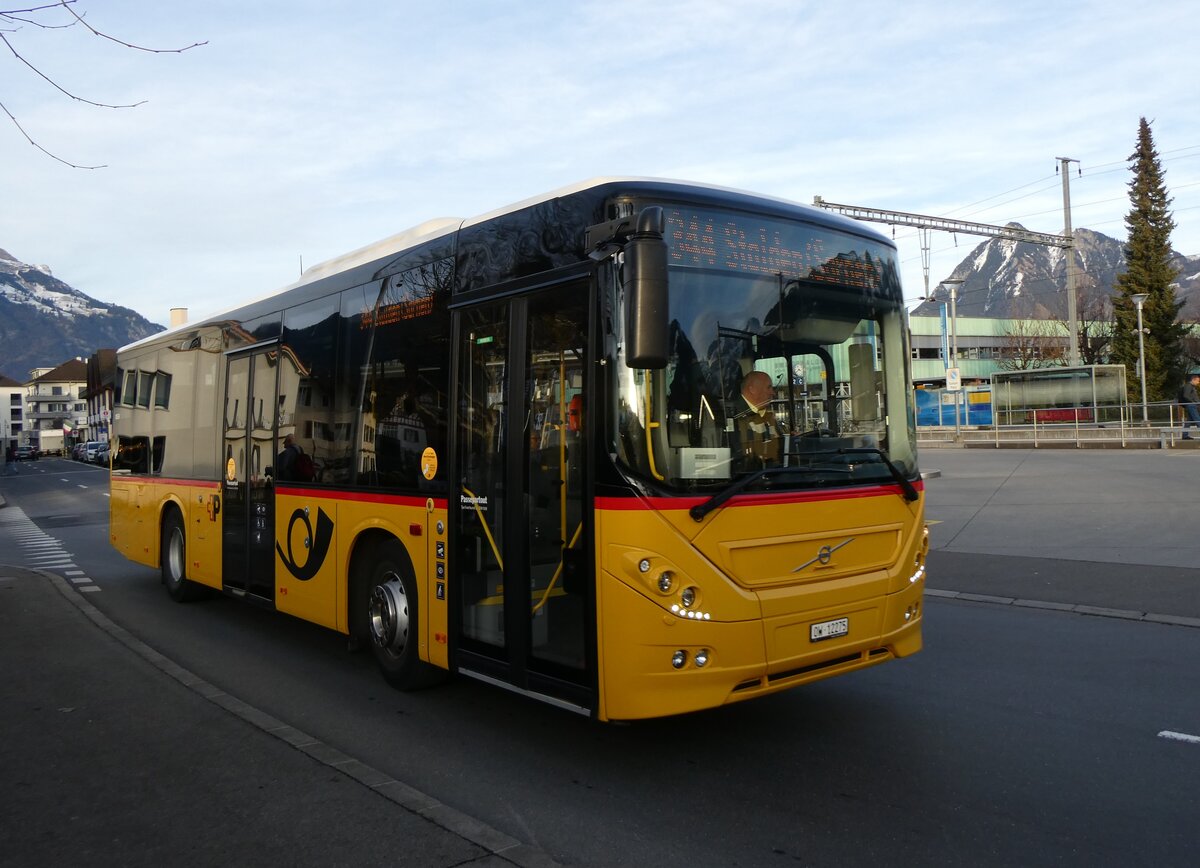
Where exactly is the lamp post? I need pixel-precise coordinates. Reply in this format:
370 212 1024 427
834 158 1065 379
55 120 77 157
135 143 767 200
921 279 965 437
942 279 965 438
1131 293 1149 424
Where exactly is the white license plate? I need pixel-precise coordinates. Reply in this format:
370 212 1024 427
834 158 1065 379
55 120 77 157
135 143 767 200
810 617 849 642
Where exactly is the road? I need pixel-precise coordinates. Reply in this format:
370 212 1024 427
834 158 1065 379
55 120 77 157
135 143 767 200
1 453 1198 866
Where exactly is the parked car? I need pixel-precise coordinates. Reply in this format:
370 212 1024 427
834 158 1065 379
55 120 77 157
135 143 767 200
83 441 106 463
14 446 38 461
71 443 87 460
92 444 110 465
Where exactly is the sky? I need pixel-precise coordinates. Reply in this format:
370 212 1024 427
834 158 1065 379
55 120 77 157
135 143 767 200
2 0 1199 328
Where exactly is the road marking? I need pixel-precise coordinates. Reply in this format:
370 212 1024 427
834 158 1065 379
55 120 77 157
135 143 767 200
77 484 88 490
1158 730 1200 744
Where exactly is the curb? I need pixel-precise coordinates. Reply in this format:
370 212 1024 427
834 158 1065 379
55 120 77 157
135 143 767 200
925 587 1200 628
35 567 561 868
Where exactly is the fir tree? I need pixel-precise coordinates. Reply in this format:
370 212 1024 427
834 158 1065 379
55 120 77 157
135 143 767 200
1111 118 1184 405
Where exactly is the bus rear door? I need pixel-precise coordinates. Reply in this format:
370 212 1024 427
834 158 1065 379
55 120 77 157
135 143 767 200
222 347 279 601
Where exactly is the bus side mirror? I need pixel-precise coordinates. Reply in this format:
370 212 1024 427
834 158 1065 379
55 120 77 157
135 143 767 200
623 206 669 369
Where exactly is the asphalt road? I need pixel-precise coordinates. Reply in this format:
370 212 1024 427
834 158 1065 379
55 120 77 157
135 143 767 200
2 453 1198 866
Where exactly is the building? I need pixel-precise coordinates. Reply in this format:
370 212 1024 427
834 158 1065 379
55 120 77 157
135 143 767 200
25 359 88 455
1 373 24 455
84 349 118 446
909 314 1071 386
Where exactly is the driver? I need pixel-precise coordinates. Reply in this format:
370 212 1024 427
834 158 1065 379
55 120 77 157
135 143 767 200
734 370 782 466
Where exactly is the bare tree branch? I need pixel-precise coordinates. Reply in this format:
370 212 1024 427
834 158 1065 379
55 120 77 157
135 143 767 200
1 0 205 167
55 1 206 53
1 32 146 107
2 1 80 30
0 96 103 167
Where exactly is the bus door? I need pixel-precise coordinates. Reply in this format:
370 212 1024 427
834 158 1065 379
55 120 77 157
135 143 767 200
454 280 593 710
222 347 279 601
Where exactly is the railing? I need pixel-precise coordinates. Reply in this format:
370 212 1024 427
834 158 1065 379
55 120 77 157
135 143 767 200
918 400 1197 448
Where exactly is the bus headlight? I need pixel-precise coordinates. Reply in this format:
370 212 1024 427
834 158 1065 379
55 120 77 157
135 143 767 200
671 650 687 669
680 586 696 608
694 649 710 667
657 571 674 593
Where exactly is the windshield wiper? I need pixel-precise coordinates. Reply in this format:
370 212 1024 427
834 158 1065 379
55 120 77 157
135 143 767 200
789 447 919 503
689 465 850 522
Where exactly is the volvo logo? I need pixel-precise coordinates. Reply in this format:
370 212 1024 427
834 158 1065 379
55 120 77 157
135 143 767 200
793 537 855 572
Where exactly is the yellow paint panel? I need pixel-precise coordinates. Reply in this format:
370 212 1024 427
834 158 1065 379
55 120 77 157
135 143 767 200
275 493 339 630
592 489 926 721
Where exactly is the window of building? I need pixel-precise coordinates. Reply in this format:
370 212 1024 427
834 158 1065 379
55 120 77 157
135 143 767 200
122 370 137 406
137 371 153 408
154 372 172 409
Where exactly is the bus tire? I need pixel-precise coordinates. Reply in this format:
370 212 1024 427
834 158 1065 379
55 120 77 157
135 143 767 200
161 509 202 602
357 540 443 690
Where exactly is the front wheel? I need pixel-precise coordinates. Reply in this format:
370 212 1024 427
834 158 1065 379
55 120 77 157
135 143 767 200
161 510 202 602
357 540 444 690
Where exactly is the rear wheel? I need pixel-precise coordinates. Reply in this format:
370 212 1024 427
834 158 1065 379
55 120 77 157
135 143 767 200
161 510 202 602
356 540 443 690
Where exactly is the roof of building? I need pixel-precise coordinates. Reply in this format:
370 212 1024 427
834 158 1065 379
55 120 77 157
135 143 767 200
0 374 23 387
29 359 87 384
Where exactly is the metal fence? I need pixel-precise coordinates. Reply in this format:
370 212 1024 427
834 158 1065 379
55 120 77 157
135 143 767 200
918 400 1198 448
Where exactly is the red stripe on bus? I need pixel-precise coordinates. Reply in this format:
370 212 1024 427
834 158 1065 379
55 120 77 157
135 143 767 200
114 477 220 489
595 480 923 512
275 486 448 509
116 477 446 510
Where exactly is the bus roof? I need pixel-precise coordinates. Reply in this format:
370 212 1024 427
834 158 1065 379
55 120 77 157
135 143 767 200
119 177 891 355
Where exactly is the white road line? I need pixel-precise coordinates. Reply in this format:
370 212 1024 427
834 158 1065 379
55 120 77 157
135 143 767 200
79 586 101 593
77 484 88 490
1158 730 1200 744
69 577 92 584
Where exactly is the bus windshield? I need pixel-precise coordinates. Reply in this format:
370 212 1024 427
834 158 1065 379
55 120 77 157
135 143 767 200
611 205 916 495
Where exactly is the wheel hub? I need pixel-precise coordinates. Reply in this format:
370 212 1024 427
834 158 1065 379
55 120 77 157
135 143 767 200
369 575 409 654
167 528 185 582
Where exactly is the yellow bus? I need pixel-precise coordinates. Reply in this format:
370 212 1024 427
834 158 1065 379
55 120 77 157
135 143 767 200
110 178 927 721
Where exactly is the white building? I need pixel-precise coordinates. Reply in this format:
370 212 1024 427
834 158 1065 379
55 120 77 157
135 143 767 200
1 373 25 455
25 358 89 455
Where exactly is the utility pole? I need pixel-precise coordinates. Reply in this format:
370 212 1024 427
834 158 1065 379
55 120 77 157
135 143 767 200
1058 157 1081 365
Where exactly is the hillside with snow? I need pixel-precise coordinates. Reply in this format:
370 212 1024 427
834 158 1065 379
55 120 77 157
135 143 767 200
0 248 163 381
909 226 1200 320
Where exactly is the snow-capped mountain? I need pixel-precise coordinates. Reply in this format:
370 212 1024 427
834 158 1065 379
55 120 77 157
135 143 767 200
0 248 163 381
909 225 1200 320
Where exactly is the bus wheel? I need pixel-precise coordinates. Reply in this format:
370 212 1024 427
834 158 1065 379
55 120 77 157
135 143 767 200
362 541 442 690
161 510 201 602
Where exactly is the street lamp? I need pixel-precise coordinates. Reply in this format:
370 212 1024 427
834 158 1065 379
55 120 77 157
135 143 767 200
1131 293 1149 424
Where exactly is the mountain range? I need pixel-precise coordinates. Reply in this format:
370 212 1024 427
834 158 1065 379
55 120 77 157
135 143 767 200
0 249 162 382
3 228 1200 380
908 224 1200 320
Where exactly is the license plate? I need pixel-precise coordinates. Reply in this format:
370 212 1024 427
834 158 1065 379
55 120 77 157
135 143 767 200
810 617 849 642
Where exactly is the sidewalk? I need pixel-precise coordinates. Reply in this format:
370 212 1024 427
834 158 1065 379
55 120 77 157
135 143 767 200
0 561 558 868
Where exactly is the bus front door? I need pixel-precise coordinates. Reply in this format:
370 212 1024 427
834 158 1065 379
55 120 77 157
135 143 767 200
221 348 278 602
454 281 593 711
